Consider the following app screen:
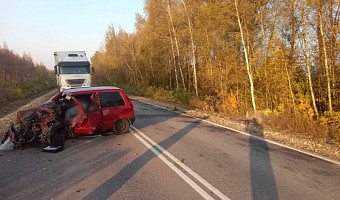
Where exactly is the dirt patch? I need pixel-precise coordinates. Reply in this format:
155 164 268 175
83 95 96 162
131 95 340 162
0 89 58 138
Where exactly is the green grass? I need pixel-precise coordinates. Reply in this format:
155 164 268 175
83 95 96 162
0 78 56 104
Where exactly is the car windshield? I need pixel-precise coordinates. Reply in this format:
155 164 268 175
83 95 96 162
60 66 90 74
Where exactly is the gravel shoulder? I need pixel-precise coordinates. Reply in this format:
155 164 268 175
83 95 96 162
130 95 340 162
0 89 58 138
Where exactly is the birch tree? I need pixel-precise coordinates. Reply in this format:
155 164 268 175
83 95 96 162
301 1 319 117
181 0 198 97
235 0 256 110
166 0 186 90
318 3 333 111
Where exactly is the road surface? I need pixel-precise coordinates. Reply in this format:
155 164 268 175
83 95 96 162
0 99 339 200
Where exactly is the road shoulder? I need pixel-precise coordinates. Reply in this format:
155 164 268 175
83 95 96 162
130 95 340 164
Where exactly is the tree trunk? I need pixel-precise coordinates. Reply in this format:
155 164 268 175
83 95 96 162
168 57 172 90
167 0 186 90
288 0 296 67
329 0 337 103
182 0 198 97
319 10 333 111
168 24 179 89
285 61 296 113
260 6 269 109
302 4 319 117
235 0 256 111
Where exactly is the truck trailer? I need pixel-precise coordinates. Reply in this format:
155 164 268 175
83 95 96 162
54 51 94 91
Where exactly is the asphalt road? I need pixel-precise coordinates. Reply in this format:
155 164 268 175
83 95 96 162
0 99 339 200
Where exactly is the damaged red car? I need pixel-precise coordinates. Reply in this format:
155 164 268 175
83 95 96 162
0 86 135 152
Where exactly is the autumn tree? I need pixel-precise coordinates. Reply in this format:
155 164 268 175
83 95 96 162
91 0 339 119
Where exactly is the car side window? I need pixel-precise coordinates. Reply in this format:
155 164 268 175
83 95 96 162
99 92 125 108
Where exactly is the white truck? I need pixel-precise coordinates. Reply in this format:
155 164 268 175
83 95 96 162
54 51 94 91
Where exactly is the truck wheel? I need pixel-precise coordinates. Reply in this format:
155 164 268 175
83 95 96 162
113 119 130 134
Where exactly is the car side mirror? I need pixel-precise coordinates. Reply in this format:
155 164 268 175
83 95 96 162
54 65 57 74
91 66 95 74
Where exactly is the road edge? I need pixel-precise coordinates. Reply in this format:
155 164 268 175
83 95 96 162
132 98 340 166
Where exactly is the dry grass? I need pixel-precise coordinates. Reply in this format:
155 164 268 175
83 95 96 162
265 113 339 144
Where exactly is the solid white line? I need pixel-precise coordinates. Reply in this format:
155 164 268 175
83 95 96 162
131 130 216 200
132 98 340 165
131 126 230 200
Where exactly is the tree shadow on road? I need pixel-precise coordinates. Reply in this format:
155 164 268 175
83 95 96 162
246 123 279 200
0 135 129 200
83 119 202 200
0 100 192 199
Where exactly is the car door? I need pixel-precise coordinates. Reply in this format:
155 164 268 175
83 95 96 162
73 93 102 135
98 90 127 132
87 93 102 133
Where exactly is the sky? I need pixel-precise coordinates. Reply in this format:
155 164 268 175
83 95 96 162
0 0 144 69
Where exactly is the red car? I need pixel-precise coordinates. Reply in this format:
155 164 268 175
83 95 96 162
50 86 135 135
2 86 135 150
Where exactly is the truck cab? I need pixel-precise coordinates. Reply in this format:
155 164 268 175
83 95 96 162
54 51 94 91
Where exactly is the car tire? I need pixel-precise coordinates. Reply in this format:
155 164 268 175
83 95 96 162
113 119 130 134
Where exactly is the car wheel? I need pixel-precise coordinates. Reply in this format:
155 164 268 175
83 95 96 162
113 119 130 134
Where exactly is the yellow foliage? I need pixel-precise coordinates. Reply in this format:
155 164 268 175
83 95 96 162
203 95 215 112
264 109 272 117
227 90 239 110
277 103 285 112
12 87 25 98
298 99 311 111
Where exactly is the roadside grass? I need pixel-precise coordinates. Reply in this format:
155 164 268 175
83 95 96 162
0 88 58 139
266 112 340 145
0 78 56 105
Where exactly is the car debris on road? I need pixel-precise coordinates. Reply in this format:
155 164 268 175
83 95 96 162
0 86 135 152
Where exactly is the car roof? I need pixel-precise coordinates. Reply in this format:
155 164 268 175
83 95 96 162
63 86 122 95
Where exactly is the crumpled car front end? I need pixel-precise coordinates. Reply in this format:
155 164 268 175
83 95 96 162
0 104 71 151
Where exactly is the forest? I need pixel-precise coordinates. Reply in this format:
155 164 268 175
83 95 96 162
91 0 339 139
0 44 55 104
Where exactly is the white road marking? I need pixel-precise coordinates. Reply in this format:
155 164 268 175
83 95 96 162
132 98 340 165
131 126 230 200
131 129 216 200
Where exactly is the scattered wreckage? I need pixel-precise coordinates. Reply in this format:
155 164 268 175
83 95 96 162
0 86 135 152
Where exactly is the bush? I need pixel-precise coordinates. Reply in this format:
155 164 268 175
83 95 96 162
175 90 191 105
189 96 203 108
153 87 175 102
146 86 156 97
265 112 340 143
16 78 55 96
319 111 340 142
319 111 340 127
113 83 145 96
0 78 55 105
108 82 192 105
